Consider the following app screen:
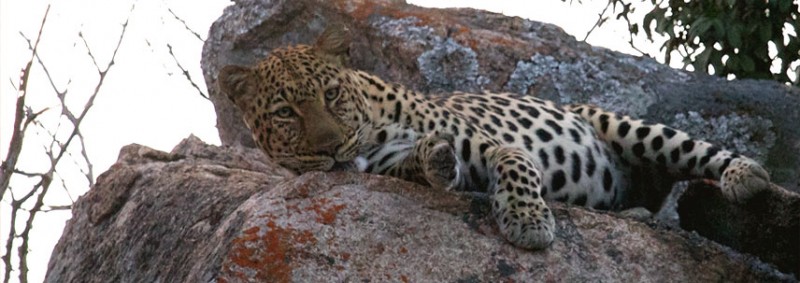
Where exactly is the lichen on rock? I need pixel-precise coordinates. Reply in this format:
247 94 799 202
505 54 654 116
370 15 488 93
670 111 776 162
371 16 436 47
417 37 488 93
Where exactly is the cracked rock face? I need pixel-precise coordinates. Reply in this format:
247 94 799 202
45 137 797 282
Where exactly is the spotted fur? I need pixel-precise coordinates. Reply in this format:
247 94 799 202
218 34 771 249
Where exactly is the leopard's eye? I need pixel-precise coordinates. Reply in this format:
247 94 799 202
275 106 294 118
324 86 340 101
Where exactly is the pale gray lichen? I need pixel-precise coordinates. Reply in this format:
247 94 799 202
506 56 557 95
370 16 436 47
669 111 776 163
370 16 488 92
417 38 488 92
505 54 654 116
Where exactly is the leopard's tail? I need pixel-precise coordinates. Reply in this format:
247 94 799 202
564 104 742 181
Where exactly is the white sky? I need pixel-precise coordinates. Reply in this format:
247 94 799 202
0 0 662 281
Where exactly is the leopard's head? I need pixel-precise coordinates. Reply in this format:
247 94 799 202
218 26 370 173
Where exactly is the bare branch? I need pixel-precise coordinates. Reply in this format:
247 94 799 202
167 7 203 41
0 4 49 208
17 172 52 283
2 197 19 283
14 181 44 217
76 131 94 186
11 170 44 178
618 8 648 57
54 3 135 163
2 3 135 281
78 32 101 72
20 31 69 96
166 43 209 99
583 1 611 42
41 205 73 212
55 172 76 203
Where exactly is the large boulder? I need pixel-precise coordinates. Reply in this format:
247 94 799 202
201 0 799 191
44 137 797 282
45 0 800 281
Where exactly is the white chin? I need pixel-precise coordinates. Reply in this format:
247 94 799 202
354 156 368 172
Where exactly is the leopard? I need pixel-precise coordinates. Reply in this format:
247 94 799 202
217 27 771 250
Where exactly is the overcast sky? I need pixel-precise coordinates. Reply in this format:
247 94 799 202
1 0 660 281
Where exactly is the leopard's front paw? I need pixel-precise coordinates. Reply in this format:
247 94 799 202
720 157 770 202
421 134 460 190
494 198 555 250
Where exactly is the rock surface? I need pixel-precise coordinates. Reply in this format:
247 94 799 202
45 137 798 282
201 0 800 191
45 0 800 281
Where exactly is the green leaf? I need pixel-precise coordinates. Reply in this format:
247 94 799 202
759 24 772 43
727 55 739 70
793 65 800 85
644 7 667 38
727 25 743 49
655 17 670 36
643 12 655 39
693 47 713 73
740 55 755 72
778 0 792 12
688 17 711 39
711 19 726 40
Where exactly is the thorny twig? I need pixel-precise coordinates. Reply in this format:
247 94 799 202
583 1 612 42
1 3 134 282
582 0 649 57
167 43 209 99
0 4 49 208
1 5 50 282
167 7 203 42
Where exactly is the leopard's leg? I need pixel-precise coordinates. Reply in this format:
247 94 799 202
566 104 770 202
361 133 461 190
486 146 555 249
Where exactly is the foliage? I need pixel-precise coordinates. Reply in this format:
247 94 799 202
595 0 800 85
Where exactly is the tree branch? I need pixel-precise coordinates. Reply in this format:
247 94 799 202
0 5 50 202
167 43 209 99
167 7 203 41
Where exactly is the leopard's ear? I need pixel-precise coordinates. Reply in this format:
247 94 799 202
314 23 352 66
218 65 255 103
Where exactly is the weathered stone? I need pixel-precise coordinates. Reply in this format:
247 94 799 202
46 0 800 281
679 181 800 276
45 137 797 282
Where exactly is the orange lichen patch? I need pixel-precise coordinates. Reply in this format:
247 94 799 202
285 203 300 216
222 219 317 282
334 0 443 27
454 31 520 51
450 25 470 37
400 274 410 283
243 226 260 235
307 198 347 225
383 8 437 26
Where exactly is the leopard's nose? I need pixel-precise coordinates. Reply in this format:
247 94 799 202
315 138 343 156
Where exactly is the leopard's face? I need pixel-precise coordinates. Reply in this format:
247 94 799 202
218 45 369 173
